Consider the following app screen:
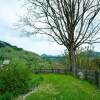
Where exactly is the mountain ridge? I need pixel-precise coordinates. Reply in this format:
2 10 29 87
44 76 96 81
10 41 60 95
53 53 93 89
0 40 23 51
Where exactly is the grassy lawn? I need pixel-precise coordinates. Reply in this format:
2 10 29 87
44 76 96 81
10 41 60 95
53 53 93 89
26 74 100 100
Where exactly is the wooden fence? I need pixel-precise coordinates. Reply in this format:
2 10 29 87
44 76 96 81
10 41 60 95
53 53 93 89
73 68 100 86
32 68 68 74
32 68 100 86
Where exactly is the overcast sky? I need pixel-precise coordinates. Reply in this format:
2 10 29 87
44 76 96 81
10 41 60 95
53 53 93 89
0 0 66 55
0 0 100 55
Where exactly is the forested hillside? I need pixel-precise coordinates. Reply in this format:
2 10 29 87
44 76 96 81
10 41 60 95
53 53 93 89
0 41 52 69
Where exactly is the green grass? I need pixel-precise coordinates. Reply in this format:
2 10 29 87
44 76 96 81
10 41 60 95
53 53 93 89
26 74 100 100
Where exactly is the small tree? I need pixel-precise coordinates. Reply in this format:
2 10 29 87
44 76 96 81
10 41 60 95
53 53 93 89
74 46 100 70
18 0 100 71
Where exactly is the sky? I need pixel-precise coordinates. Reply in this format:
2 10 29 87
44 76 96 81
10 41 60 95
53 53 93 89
0 0 100 55
0 0 65 55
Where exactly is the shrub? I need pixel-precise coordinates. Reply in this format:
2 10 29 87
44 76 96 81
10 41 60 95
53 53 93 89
0 92 13 100
0 64 31 97
93 58 100 69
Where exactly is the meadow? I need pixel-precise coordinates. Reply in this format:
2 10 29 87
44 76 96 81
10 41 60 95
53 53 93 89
26 74 100 100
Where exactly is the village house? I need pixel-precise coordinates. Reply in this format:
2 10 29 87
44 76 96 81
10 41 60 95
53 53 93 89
0 60 10 70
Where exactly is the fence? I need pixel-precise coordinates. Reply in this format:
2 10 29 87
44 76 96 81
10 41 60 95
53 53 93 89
73 67 100 86
32 68 100 86
32 68 68 74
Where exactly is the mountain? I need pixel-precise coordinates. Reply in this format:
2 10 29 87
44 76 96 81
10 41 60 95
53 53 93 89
41 54 62 58
0 41 52 69
82 51 100 58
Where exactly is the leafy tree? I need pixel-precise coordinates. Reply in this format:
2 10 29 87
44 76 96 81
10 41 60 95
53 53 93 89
76 46 100 70
61 45 100 70
93 58 100 69
18 0 100 71
75 46 95 69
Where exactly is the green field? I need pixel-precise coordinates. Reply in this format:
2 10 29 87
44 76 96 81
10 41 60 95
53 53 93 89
26 74 100 100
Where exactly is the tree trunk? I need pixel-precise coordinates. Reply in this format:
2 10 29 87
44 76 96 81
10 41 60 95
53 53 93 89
68 48 76 72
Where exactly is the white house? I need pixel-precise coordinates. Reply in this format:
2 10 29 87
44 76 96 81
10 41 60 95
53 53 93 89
3 60 10 65
0 60 10 70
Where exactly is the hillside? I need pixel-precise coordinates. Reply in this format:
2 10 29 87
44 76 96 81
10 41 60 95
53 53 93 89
83 51 100 58
0 41 52 69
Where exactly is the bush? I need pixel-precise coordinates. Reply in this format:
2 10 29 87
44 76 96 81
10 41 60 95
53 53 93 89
93 58 100 69
0 92 13 100
0 64 31 97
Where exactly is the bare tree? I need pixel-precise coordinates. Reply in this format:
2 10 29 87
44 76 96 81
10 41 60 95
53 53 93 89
18 0 100 71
